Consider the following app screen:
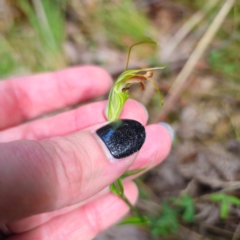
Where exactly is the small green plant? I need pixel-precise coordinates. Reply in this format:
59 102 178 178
105 41 164 121
173 194 195 222
105 42 196 236
106 40 164 225
210 193 240 219
148 194 195 237
149 202 179 237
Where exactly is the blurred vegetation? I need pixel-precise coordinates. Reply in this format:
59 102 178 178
0 0 67 76
0 0 157 78
208 4 240 82
1 1 239 80
1 0 240 239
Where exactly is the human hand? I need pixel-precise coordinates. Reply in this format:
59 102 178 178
0 66 172 240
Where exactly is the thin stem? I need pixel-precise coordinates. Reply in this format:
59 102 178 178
111 179 146 221
233 5 238 40
120 194 146 221
125 40 158 70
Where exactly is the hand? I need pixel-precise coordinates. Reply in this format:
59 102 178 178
0 66 172 240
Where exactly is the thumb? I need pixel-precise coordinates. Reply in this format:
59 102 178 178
0 119 145 222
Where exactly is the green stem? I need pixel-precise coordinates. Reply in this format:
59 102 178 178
110 179 146 222
120 194 145 221
125 40 158 70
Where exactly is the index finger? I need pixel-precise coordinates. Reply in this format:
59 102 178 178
0 66 112 130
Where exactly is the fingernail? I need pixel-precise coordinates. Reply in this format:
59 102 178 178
96 119 146 159
158 122 175 141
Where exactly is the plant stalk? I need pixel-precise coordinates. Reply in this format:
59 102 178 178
120 194 146 221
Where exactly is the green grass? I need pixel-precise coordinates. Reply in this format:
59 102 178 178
94 0 157 49
0 0 158 79
0 0 67 79
208 3 240 81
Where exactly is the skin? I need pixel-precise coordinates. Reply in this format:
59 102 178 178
0 66 172 240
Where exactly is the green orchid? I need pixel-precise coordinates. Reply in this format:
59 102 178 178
105 41 164 121
105 67 164 121
105 40 164 225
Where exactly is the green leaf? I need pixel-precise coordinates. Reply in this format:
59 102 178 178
149 202 179 237
121 167 148 179
210 193 240 205
210 193 225 202
119 216 149 226
182 200 194 222
174 194 195 222
110 178 124 197
220 198 229 219
226 195 240 205
209 193 239 219
17 0 65 53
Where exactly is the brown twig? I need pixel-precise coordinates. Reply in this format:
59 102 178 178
178 225 209 240
153 0 236 122
161 0 220 61
199 222 234 239
232 221 240 240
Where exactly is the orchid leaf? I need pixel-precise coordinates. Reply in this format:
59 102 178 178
110 178 124 197
118 216 149 226
121 167 148 179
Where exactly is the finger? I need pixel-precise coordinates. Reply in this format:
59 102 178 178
131 123 172 170
0 66 112 130
7 182 138 240
5 124 171 232
0 119 146 222
7 187 110 233
0 99 148 142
